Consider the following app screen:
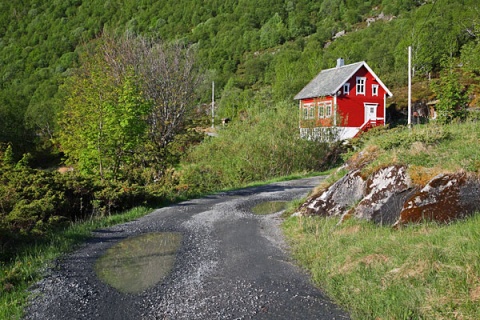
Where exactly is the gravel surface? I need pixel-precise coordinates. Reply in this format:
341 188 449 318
24 176 350 320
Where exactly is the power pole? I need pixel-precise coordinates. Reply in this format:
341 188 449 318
408 46 412 127
211 81 215 128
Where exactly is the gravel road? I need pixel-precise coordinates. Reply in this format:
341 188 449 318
24 176 350 320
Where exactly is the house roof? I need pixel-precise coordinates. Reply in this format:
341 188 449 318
294 61 393 100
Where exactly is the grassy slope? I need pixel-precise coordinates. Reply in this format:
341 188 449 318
283 121 480 319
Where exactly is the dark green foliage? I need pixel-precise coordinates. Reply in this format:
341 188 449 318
0 162 154 261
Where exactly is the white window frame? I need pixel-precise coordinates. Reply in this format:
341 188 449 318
303 103 315 120
343 83 350 95
308 105 315 119
318 103 324 118
303 107 309 120
372 84 379 96
325 101 332 117
356 77 366 95
318 101 333 119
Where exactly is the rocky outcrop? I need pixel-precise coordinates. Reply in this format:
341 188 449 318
302 170 365 217
394 172 480 226
350 165 418 225
300 166 480 226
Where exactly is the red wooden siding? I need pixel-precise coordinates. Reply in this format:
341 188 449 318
299 66 387 129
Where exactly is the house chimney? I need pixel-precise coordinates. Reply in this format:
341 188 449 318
336 58 344 68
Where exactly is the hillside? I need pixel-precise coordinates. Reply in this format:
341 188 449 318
283 121 480 319
1 0 479 154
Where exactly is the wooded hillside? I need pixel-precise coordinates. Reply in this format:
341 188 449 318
1 0 479 155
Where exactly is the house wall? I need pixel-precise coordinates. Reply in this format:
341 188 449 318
337 66 387 127
299 96 334 128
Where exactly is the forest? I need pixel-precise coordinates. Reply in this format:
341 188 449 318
1 0 480 255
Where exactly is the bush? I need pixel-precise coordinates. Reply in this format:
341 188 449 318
180 100 336 192
0 163 154 261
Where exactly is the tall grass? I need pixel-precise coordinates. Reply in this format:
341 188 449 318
179 100 336 194
0 206 152 320
349 120 480 176
283 214 480 319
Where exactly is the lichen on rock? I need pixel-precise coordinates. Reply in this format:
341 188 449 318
300 165 480 226
394 172 480 226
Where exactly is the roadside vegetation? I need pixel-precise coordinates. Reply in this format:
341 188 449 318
283 120 480 319
0 99 336 319
0 206 151 320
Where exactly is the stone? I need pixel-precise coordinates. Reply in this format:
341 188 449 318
346 165 418 225
394 172 480 226
301 170 365 217
300 166 480 226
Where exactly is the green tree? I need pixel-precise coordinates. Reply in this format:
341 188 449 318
57 49 150 180
431 58 469 124
260 13 288 48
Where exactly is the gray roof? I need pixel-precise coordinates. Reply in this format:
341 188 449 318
294 61 392 100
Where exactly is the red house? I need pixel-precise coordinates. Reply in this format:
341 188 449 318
294 59 393 141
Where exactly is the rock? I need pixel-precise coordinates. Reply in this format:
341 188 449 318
302 166 480 226
301 170 365 217
345 165 418 225
394 172 480 226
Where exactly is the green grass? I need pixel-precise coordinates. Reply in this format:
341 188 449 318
349 121 480 178
282 121 480 319
283 214 480 319
0 206 152 320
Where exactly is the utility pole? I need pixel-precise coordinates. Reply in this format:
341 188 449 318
211 81 215 128
408 46 412 127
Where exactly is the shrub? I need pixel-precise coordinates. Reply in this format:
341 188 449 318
180 100 335 192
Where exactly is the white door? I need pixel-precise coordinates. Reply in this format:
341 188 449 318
364 103 378 122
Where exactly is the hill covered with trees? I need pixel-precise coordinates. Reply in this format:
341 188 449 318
1 0 479 155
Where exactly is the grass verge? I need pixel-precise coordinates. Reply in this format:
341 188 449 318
0 206 152 320
283 214 480 319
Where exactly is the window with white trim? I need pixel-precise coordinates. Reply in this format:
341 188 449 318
325 101 332 117
308 105 315 119
356 77 366 95
318 104 324 118
302 104 315 120
372 84 379 96
343 83 350 95
318 101 333 118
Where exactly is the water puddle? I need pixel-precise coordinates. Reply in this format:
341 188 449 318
95 232 182 294
251 201 288 215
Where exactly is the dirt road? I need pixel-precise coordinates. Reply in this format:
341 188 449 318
24 177 349 319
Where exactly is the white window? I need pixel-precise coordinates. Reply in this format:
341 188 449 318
303 104 315 120
325 101 332 117
308 106 315 119
356 77 366 95
303 107 308 120
343 83 350 95
372 84 379 96
318 104 324 118
318 102 333 118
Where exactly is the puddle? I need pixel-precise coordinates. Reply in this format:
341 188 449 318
95 232 182 294
251 201 288 215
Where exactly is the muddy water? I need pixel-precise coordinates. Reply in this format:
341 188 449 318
95 232 182 294
251 201 288 215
